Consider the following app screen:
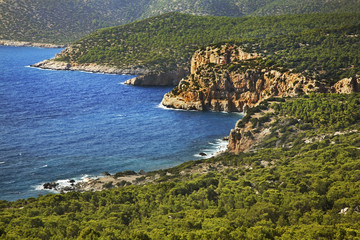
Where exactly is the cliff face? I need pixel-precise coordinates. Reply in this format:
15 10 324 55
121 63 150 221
331 76 360 94
162 44 322 112
161 43 360 154
124 68 189 86
228 113 272 154
162 44 359 112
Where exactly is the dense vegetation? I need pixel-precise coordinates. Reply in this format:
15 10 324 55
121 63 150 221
1 93 360 239
202 23 360 85
1 0 359 44
56 12 360 77
0 0 149 44
252 25 360 83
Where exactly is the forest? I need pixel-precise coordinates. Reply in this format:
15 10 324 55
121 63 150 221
55 12 360 83
1 93 359 239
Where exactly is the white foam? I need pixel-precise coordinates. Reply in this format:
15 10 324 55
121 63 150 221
156 103 197 112
28 66 57 71
0 161 5 164
34 174 95 191
194 138 229 159
116 114 124 119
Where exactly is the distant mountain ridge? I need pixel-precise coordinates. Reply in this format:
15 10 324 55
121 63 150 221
1 0 360 44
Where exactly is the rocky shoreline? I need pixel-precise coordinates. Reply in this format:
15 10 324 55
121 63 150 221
31 59 190 86
31 59 151 75
41 139 229 193
0 39 65 48
42 170 149 193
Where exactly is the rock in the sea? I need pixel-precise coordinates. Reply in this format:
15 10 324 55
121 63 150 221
199 152 207 156
43 182 59 190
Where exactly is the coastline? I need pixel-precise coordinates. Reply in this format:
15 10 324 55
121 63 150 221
0 39 66 48
31 59 151 75
40 137 230 194
31 59 188 86
38 103 239 194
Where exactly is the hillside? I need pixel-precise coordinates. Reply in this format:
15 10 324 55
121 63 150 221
1 0 360 44
1 93 359 239
41 12 360 75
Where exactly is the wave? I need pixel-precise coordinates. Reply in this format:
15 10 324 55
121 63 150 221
0 161 5 164
156 103 197 112
193 138 228 159
157 103 244 116
34 174 93 191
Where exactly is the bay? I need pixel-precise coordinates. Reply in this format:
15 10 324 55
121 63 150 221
0 46 241 201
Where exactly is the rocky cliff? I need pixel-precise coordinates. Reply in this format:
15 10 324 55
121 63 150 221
331 76 360 94
162 44 324 112
124 68 189 86
161 43 360 154
162 44 359 112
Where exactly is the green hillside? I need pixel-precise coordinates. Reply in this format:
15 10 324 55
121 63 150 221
0 0 359 44
55 12 360 81
1 93 359 239
0 0 149 44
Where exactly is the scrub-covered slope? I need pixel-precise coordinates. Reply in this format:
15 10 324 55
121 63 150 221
34 12 360 76
1 0 360 43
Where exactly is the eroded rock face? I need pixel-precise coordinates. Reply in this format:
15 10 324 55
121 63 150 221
190 45 260 75
331 76 360 93
162 44 321 112
162 44 360 112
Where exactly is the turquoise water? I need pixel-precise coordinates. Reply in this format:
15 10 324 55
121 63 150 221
0 46 241 201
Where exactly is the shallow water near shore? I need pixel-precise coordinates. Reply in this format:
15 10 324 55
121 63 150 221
0 46 241 201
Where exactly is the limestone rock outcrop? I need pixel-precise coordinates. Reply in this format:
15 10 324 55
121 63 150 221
162 44 322 112
331 76 360 93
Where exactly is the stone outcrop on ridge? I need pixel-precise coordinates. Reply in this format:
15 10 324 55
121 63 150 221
162 44 359 112
161 44 324 112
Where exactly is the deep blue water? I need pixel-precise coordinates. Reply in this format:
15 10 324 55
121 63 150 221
0 46 241 201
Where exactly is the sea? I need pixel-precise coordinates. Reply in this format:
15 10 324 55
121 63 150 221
0 46 242 201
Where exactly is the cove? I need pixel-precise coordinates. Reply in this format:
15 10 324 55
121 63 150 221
0 46 241 201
